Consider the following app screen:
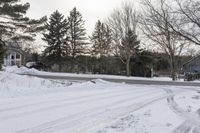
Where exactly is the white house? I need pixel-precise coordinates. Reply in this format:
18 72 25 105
3 41 23 66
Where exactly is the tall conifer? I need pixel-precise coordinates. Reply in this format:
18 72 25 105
43 11 68 71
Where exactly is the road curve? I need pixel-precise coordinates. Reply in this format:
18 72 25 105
23 74 200 87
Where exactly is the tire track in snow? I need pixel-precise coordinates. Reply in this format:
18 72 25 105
1 85 196 114
165 89 200 133
0 88 161 120
71 93 177 133
0 83 125 108
0 85 147 113
16 91 170 133
172 110 200 133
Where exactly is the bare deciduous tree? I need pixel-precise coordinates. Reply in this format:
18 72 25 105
140 0 187 81
170 0 200 46
107 2 140 76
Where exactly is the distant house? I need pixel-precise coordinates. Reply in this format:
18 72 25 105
182 56 200 74
3 41 23 66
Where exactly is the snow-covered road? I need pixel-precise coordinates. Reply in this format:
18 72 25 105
0 72 200 133
167 89 200 133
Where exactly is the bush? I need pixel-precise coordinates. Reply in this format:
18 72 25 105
184 73 200 81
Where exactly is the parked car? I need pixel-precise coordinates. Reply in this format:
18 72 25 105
26 62 45 70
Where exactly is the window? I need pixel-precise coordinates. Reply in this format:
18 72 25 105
11 55 14 59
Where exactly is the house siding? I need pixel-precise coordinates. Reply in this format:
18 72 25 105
183 57 200 73
4 50 22 66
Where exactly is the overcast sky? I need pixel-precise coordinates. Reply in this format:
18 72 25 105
25 0 138 35
22 0 200 54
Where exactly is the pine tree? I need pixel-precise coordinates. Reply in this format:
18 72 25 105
0 0 46 40
68 7 87 58
90 20 112 73
120 28 140 76
0 0 46 67
104 25 112 53
90 20 112 57
43 11 68 71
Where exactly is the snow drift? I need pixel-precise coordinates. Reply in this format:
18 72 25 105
0 72 73 98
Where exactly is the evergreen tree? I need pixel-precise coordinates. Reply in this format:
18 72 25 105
0 0 46 67
90 20 112 57
43 11 68 71
68 7 87 58
120 28 140 76
90 20 112 73
0 0 46 40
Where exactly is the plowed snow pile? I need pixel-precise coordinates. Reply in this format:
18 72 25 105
0 72 72 97
3 66 39 75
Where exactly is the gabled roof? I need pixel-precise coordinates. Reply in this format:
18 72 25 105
5 41 23 54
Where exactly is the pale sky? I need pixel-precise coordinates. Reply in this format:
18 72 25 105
25 0 138 35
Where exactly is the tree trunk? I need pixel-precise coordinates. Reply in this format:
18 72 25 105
126 58 131 76
170 55 177 81
144 69 147 77
58 63 62 72
99 57 102 74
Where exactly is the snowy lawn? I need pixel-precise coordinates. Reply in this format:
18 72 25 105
3 66 186 82
0 72 199 133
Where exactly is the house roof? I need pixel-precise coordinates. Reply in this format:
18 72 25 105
183 55 200 66
5 41 23 54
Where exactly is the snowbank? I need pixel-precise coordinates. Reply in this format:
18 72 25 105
0 72 73 98
3 66 39 75
193 80 200 83
0 71 118 98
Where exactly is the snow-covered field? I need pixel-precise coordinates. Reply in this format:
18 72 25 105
0 71 200 133
3 66 181 81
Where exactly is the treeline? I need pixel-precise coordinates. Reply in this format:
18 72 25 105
42 6 141 77
1 0 200 80
31 50 190 77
